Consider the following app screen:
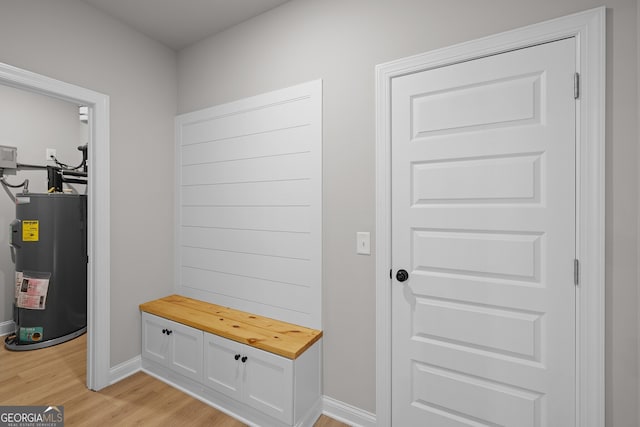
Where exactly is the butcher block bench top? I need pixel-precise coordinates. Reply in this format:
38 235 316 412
139 295 322 360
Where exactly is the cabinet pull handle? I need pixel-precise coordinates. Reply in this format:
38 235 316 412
241 356 248 363
234 354 241 360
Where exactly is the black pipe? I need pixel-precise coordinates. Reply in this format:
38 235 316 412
61 178 87 185
13 160 88 191
47 166 63 192
17 163 48 170
61 170 87 178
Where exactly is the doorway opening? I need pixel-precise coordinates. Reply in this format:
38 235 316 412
0 61 111 390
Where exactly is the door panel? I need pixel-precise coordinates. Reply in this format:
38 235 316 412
411 154 542 204
141 313 169 366
243 345 294 424
411 72 542 137
391 38 576 426
203 333 243 400
169 320 203 382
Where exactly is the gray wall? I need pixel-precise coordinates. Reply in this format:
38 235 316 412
0 0 636 425
0 85 86 326
0 0 177 366
177 0 638 424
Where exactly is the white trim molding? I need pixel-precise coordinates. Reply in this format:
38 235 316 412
0 320 15 337
322 396 376 427
0 62 111 391
375 7 605 427
109 355 142 385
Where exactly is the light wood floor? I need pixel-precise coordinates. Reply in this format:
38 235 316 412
0 334 349 426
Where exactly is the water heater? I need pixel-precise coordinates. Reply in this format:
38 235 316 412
5 193 87 350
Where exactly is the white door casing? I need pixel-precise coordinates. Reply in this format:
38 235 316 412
0 62 111 390
376 7 604 427
391 38 576 426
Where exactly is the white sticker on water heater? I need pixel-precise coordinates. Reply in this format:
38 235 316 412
15 271 51 310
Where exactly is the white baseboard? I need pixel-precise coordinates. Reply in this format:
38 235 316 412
0 320 15 337
323 396 376 427
109 355 141 385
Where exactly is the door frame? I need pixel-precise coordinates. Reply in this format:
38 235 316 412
0 62 111 390
375 7 605 427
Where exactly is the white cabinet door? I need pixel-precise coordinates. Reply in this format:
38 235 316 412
203 332 243 400
142 312 170 365
169 321 203 382
243 345 293 424
203 333 294 424
142 312 203 382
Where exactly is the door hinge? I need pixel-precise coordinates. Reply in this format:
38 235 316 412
574 259 580 286
574 72 580 99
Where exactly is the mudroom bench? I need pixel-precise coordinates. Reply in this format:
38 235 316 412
139 295 323 427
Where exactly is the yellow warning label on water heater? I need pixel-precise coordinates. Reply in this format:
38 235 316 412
22 220 39 242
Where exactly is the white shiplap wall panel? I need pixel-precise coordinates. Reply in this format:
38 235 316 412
180 268 311 315
180 227 311 260
181 180 311 207
182 206 311 232
181 152 311 186
181 97 311 146
181 125 311 165
181 247 312 286
175 80 322 329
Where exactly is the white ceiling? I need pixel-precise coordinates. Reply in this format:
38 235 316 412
80 0 290 50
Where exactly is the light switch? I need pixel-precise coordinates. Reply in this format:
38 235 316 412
356 232 371 255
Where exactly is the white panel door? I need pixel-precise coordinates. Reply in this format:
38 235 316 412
391 38 576 426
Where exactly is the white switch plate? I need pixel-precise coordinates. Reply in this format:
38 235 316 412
356 232 371 255
46 148 56 161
